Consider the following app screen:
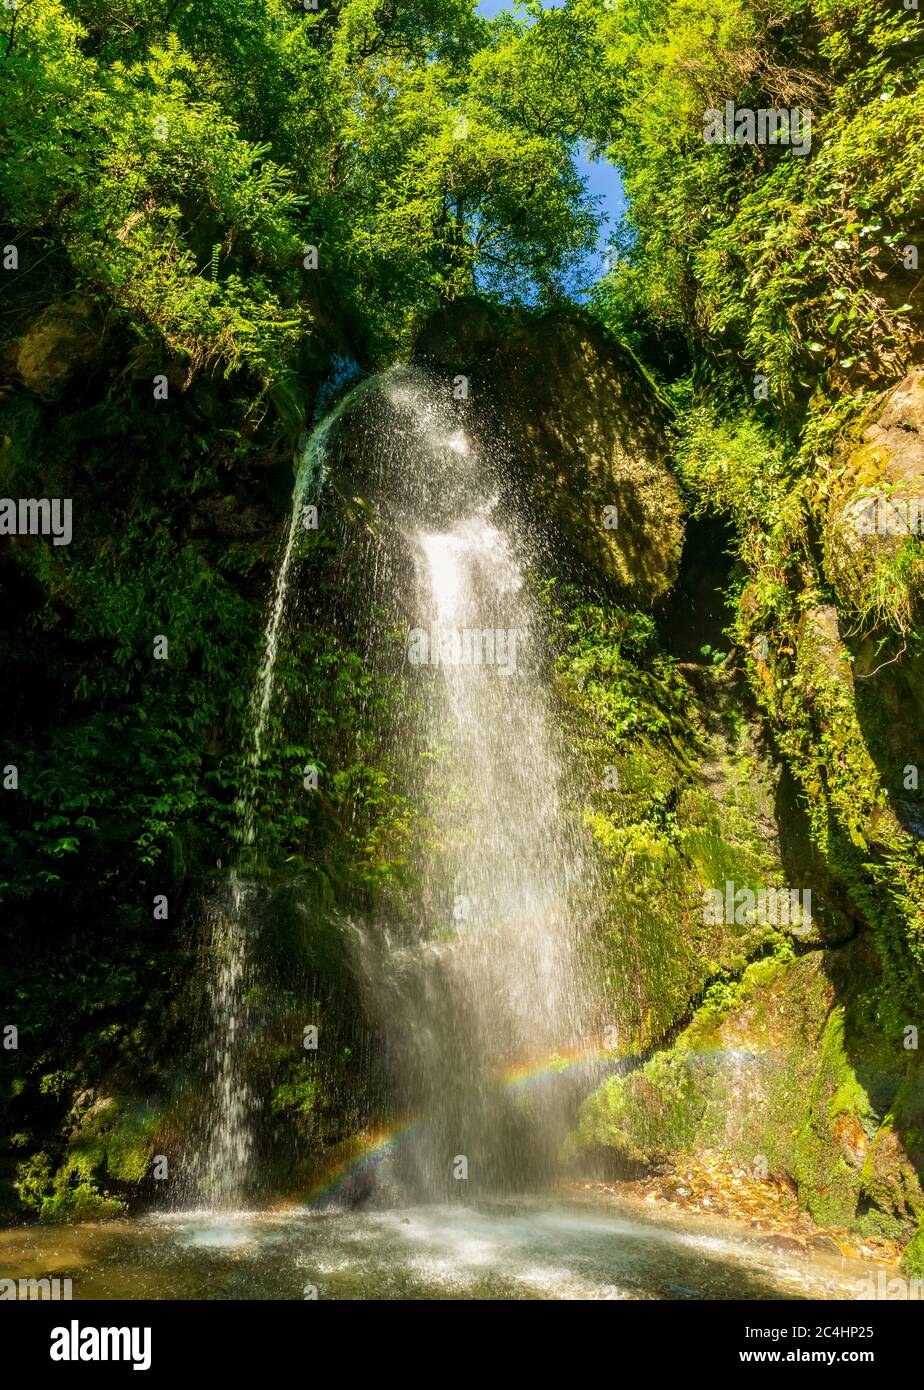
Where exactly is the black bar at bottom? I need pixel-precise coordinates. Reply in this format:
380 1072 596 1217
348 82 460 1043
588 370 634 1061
8 1297 914 1376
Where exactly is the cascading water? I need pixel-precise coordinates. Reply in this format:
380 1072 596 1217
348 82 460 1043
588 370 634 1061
196 876 256 1209
238 376 378 845
341 367 601 1200
193 374 378 1210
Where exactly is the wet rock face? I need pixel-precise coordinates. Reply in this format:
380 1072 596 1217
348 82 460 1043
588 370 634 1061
824 369 924 624
414 304 684 606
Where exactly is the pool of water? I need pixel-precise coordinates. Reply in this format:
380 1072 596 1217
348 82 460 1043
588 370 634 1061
0 1198 884 1300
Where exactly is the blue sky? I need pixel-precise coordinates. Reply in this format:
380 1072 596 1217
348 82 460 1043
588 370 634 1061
475 0 627 282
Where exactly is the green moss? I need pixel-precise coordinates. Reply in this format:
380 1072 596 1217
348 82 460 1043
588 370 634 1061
38 1178 123 1224
790 1005 924 1238
575 1051 705 1164
13 1099 161 1220
901 1224 924 1279
575 949 797 1168
665 395 924 1025
13 1152 54 1215
575 945 924 1238
547 584 798 1050
64 1099 159 1186
14 1150 123 1223
794 1009 865 1226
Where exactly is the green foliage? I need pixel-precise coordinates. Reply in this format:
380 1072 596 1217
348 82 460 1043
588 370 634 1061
576 0 924 1056
1 0 604 378
902 1223 924 1277
546 583 790 1048
589 0 923 404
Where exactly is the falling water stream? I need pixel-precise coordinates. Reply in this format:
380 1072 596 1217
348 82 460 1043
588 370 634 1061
193 367 598 1209
344 369 598 1199
194 375 381 1209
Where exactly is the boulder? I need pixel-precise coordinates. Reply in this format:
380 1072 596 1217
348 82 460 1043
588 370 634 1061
479 312 683 604
412 296 507 371
326 304 683 604
15 300 105 401
572 944 924 1242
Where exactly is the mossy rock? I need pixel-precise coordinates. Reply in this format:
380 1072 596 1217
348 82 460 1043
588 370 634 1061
15 300 106 401
824 369 924 632
553 584 821 1046
574 1051 706 1169
573 944 924 1239
412 300 684 602
329 305 683 604
14 1149 124 1223
13 1093 162 1221
66 1096 160 1185
38 1176 124 1224
901 1223 924 1278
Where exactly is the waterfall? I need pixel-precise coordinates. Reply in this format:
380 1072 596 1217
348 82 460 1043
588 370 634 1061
191 364 598 1210
344 367 598 1199
238 377 379 846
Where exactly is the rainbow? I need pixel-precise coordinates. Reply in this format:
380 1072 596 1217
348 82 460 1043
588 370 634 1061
502 1041 623 1092
302 1044 626 1205
303 1120 418 1207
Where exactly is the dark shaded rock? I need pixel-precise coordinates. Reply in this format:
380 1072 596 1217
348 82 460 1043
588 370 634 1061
189 496 277 539
413 296 509 371
15 300 106 400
